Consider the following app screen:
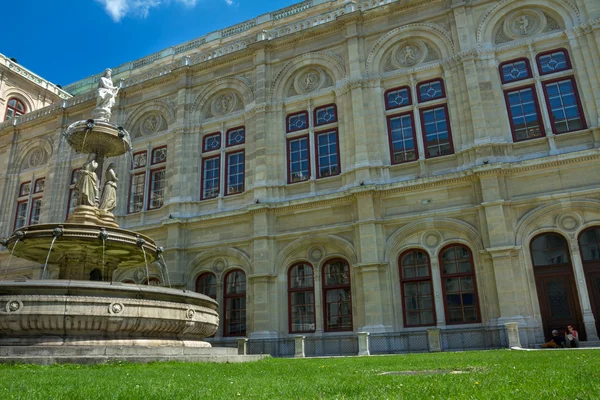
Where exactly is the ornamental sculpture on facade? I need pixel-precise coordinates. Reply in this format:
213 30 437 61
92 68 120 121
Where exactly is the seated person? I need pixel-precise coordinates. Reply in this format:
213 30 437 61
565 325 580 348
541 329 565 348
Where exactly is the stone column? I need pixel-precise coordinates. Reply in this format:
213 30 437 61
237 338 248 355
504 322 521 348
294 336 306 358
569 241 599 340
429 256 446 327
357 332 370 356
427 328 441 352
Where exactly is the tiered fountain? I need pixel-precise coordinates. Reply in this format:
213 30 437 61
0 69 246 364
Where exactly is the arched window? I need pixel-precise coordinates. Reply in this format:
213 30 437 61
288 263 315 333
224 269 246 336
439 245 480 324
322 259 352 332
196 272 217 300
5 98 26 120
89 269 103 281
578 227 600 263
531 233 570 266
399 250 435 327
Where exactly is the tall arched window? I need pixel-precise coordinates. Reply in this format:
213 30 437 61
5 98 26 120
224 269 246 336
196 272 217 300
322 258 352 332
399 249 435 327
288 263 315 333
439 244 480 324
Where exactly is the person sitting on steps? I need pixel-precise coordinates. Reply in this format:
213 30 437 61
541 329 566 348
565 325 580 348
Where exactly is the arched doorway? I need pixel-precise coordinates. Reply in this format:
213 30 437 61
530 233 585 340
579 227 600 335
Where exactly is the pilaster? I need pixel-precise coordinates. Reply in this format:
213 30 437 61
568 240 599 340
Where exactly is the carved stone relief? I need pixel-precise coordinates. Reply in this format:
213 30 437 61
495 9 562 45
22 147 47 170
287 67 333 97
203 91 242 118
135 112 167 138
382 40 440 73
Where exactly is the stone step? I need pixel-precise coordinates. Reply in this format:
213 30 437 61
0 354 268 365
0 345 239 358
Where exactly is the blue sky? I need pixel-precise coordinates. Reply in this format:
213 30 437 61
3 0 299 87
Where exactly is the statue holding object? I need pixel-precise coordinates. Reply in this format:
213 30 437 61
92 68 119 121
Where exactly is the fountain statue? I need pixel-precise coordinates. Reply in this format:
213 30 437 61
0 69 228 363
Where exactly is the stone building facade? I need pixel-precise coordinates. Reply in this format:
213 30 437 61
1 0 600 349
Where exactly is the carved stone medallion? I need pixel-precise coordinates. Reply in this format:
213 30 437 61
293 68 326 94
6 300 22 313
385 40 436 72
557 212 582 232
500 9 546 41
308 246 325 263
422 231 441 249
109 302 124 314
27 148 46 169
212 92 237 116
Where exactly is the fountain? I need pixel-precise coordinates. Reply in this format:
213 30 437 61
0 69 251 364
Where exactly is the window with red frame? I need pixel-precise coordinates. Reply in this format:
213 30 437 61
127 147 167 213
500 49 586 140
201 127 245 199
399 250 435 327
224 270 246 336
439 245 480 324
196 272 217 300
14 178 44 230
579 226 600 263
5 98 26 121
322 259 352 332
384 79 453 163
288 263 316 333
286 104 340 183
66 169 80 218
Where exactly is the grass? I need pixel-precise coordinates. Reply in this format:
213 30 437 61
0 350 599 399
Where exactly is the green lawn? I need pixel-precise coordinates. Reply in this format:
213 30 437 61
0 350 598 399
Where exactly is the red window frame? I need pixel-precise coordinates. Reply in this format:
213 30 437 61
536 48 572 76
313 104 338 127
499 58 533 84
225 126 246 147
419 104 454 159
287 134 311 184
5 97 26 121
286 111 309 133
225 150 245 196
201 155 221 200
384 86 413 110
314 129 341 179
439 244 481 325
503 84 546 142
541 76 587 134
223 269 247 337
14 200 28 230
417 78 446 103
322 258 353 332
399 249 436 328
147 167 166 210
203 132 222 152
28 197 43 225
288 262 316 334
578 226 600 263
386 112 418 164
127 171 146 214
196 272 217 299
132 151 147 169
19 181 31 197
150 145 167 165
33 177 45 194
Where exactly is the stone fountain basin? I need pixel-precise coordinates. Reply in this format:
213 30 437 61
5 223 159 268
65 119 131 157
0 280 218 347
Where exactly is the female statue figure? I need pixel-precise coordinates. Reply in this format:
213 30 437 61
99 163 118 212
93 68 119 121
75 153 99 207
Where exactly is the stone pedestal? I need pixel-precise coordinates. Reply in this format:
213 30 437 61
237 338 248 355
357 332 370 356
427 329 442 352
66 205 104 226
504 322 522 348
294 336 306 358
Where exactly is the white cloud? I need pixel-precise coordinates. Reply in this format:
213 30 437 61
97 0 234 22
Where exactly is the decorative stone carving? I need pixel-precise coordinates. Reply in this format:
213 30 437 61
109 302 124 314
99 163 118 213
75 153 99 207
134 112 167 138
422 231 441 249
383 40 439 73
28 148 45 168
187 309 195 319
494 9 561 45
557 212 582 232
92 69 119 122
6 300 22 313
213 258 227 273
212 92 237 116
292 67 327 95
308 246 325 263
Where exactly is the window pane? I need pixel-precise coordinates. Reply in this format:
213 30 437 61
226 271 246 295
324 288 352 331
315 105 337 126
388 114 417 163
34 179 45 193
288 137 309 182
580 228 600 262
418 80 445 102
202 157 220 199
203 133 221 152
196 273 217 299
544 79 584 134
225 297 246 336
323 260 350 287
290 291 315 332
501 60 531 83
226 152 245 195
531 233 569 266
316 131 339 178
538 50 569 75
288 112 308 132
505 87 544 141
14 201 28 229
149 169 166 209
128 173 146 213
132 152 147 169
289 264 314 289
29 198 42 225
19 182 31 197
152 147 167 164
421 106 453 158
227 128 245 147
386 87 411 109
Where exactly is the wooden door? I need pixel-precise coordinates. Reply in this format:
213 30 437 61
584 268 600 335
